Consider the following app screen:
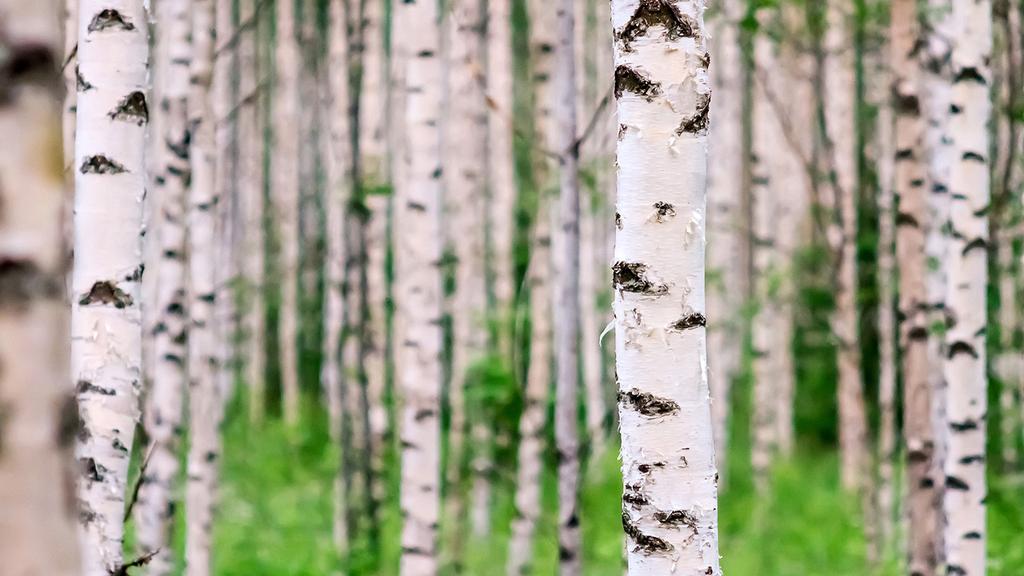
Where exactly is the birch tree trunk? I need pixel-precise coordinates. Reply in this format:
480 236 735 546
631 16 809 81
63 0 77 170
359 0 388 190
554 0 582 569
707 0 744 477
72 0 149 567
824 0 867 493
395 0 444 570
612 1 721 573
365 192 390 503
273 0 302 426
324 0 352 553
184 0 224 571
507 203 553 576
941 1 991 572
486 0 517 359
134 0 190 570
240 0 267 423
922 3 954 562
892 0 937 572
0 1 81 570
444 0 490 540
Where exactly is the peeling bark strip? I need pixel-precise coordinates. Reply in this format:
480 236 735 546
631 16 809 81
612 0 719 572
73 0 148 569
0 0 81 568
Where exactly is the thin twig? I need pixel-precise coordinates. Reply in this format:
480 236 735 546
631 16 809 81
122 441 156 523
109 550 160 576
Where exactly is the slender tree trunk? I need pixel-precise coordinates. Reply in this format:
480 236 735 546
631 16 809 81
273 0 302 426
873 60 898 555
184 0 224 571
941 1 991 573
134 0 191 571
612 1 721 573
0 1 81 570
486 0 517 360
240 0 267 423
892 0 937 573
365 192 390 505
63 0 77 170
359 0 388 189
580 187 606 454
707 0 744 478
324 0 352 554
922 2 954 563
72 0 149 568
507 201 553 576
750 23 782 489
824 0 867 493
395 0 443 571
554 0 581 569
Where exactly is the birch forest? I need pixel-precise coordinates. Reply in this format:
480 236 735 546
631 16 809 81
6 0 1024 574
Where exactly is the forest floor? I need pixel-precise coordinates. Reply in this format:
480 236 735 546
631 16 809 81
147 395 1024 575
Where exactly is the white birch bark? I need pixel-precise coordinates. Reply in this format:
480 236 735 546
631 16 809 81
611 0 721 573
486 0 517 359
395 0 444 570
239 0 267 423
72 0 149 568
0 2 81 571
359 0 388 189
996 226 1019 468
63 0 77 170
941 0 991 572
706 0 743 477
365 192 390 503
893 0 937 571
324 0 352 554
444 0 490 539
133 0 190 570
555 0 582 568
824 0 867 492
507 201 553 576
184 0 224 571
273 0 302 426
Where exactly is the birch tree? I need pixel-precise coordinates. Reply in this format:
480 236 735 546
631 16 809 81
706 0 744 475
892 0 937 572
395 0 444 570
0 0 81 570
273 0 302 426
824 0 867 493
507 206 553 576
72 0 149 567
941 0 991 572
611 0 721 573
133 0 191 570
554 0 582 568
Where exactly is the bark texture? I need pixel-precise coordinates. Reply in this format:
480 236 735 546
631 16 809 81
395 0 444 571
892 1 937 572
0 1 81 571
184 0 224 571
72 0 149 568
611 0 721 573
941 0 991 572
134 0 191 570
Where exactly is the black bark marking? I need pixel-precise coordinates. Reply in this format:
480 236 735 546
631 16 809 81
0 259 62 310
79 280 133 308
622 512 674 554
677 93 711 135
414 408 436 421
948 565 967 576
947 341 979 359
958 454 985 464
617 0 696 51
76 380 115 396
88 9 136 32
907 326 929 341
613 261 664 294
669 312 706 332
963 531 982 540
0 42 58 104
654 509 699 532
945 476 970 491
896 212 920 227
623 484 649 508
615 212 623 229
637 462 665 474
112 437 129 454
949 419 979 432
892 88 920 115
619 388 679 416
108 91 149 125
962 151 985 163
954 67 986 85
80 456 108 482
653 202 676 219
80 154 127 174
614 65 661 101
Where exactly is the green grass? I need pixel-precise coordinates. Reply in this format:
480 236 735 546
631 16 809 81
188 398 1024 575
